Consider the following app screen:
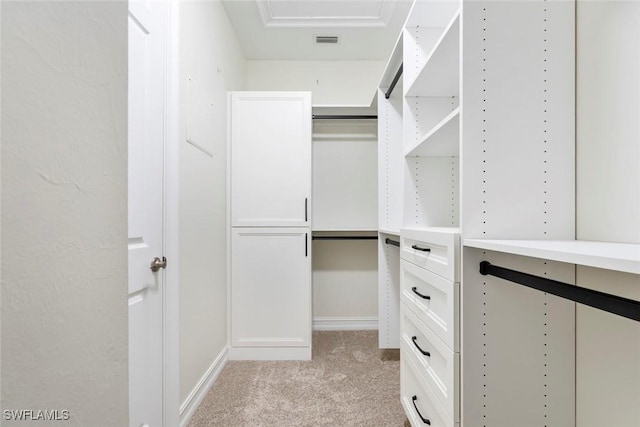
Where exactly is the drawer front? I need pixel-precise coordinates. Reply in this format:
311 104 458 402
400 229 459 282
401 349 454 427
401 260 459 351
402 304 459 421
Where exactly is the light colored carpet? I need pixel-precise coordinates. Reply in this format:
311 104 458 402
187 330 409 426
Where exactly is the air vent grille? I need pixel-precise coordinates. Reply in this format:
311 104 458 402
316 36 339 44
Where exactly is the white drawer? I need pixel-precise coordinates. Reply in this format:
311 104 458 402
401 348 455 427
401 260 459 351
402 304 459 421
400 228 460 282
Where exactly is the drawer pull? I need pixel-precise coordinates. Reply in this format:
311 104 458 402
411 336 431 357
411 287 431 300
411 244 431 252
411 395 431 425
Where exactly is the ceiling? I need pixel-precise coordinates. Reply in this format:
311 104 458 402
222 0 413 60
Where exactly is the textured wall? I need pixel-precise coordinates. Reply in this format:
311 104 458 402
1 2 128 426
179 0 246 407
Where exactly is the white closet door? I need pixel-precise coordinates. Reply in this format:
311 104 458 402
230 92 312 227
231 228 311 348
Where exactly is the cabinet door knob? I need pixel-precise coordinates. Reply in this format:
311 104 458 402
150 256 167 272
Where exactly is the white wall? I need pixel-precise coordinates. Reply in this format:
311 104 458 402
179 0 246 410
312 240 378 326
576 2 640 425
247 60 385 106
1 2 128 425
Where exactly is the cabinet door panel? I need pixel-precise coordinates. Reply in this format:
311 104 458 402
231 228 311 347
230 92 312 227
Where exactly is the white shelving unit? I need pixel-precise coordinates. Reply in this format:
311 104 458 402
378 0 583 425
377 1 638 426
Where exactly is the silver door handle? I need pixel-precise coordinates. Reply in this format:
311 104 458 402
150 256 167 272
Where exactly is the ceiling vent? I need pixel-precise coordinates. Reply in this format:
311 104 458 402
316 36 339 44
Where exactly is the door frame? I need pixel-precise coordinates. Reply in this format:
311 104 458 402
162 0 180 425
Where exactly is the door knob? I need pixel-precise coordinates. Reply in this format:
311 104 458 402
150 256 167 272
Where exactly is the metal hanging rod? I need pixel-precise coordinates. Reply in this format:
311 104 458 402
384 64 403 99
385 238 400 247
479 261 640 322
312 115 378 120
312 236 378 241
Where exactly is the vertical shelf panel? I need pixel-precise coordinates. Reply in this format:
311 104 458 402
379 232 401 348
463 248 576 426
461 0 575 240
460 0 577 425
378 87 404 233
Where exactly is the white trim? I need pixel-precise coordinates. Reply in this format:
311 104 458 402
313 317 379 331
226 92 232 351
163 1 180 426
256 0 395 28
179 347 229 427
228 346 312 361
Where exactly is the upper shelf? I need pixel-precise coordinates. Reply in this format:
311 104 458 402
405 107 460 157
464 239 640 275
405 10 460 97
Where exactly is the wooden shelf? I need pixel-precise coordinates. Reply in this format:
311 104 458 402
405 107 460 157
464 239 640 275
405 11 460 97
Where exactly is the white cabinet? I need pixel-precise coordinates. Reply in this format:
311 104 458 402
230 228 311 359
230 92 312 227
229 92 312 360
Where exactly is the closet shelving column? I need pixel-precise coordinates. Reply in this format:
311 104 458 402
460 0 577 425
399 2 462 426
402 5 460 231
377 31 404 349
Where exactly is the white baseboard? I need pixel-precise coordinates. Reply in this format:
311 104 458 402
228 346 311 361
313 316 378 331
179 347 228 427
